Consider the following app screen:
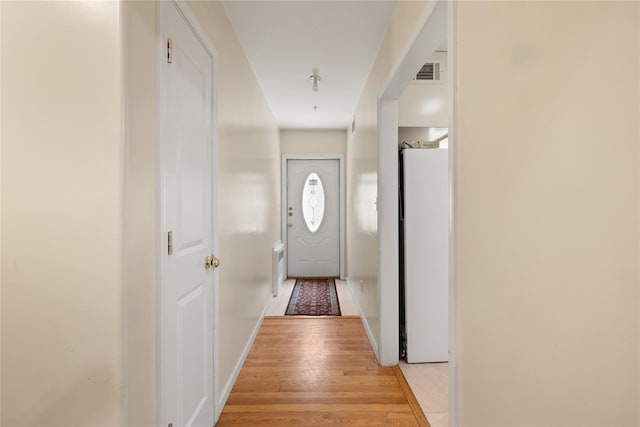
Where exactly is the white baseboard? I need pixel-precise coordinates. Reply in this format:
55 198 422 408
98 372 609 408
216 293 273 419
345 277 378 356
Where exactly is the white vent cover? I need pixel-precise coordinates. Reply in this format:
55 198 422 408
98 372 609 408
414 63 440 81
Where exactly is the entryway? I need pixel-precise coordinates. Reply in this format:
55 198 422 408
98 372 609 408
283 156 344 278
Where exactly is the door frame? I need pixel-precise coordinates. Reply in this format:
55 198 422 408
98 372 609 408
156 0 221 424
375 0 457 423
377 0 448 366
282 154 345 280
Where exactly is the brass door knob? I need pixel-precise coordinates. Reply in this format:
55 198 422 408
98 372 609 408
204 255 220 269
204 255 214 269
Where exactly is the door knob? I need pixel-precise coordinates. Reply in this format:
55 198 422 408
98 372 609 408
204 255 220 269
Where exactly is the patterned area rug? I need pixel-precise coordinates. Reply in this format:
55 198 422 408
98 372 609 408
285 278 341 316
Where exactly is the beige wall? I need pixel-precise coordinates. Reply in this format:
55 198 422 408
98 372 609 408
454 1 639 424
121 1 157 425
1 1 280 425
0 2 3 421
280 130 347 156
346 0 432 354
1 2 124 425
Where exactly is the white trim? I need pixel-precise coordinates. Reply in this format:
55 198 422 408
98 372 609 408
172 0 217 56
217 294 272 419
376 99 399 367
156 1 220 424
346 278 378 356
281 154 346 280
209 26 221 427
447 1 458 424
155 6 167 425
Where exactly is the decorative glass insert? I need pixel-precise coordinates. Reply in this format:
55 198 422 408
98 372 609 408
302 172 325 233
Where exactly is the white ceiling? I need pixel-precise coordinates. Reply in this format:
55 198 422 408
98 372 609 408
223 0 397 130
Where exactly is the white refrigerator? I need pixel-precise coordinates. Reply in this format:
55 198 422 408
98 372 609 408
402 148 449 363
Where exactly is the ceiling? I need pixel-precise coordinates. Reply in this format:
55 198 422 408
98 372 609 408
222 1 397 130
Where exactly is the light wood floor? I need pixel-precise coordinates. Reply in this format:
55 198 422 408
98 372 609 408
216 317 429 426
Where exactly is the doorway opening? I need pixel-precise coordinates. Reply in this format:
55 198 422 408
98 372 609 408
376 0 456 423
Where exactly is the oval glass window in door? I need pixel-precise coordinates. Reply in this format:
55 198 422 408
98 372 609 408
302 172 325 233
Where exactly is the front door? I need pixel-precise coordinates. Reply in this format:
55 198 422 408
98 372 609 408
161 3 215 426
287 159 340 277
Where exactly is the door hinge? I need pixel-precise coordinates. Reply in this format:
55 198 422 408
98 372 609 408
168 231 173 255
167 38 173 64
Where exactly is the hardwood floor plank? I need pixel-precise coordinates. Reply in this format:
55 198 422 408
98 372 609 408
226 391 408 405
217 412 419 426
393 365 431 427
216 317 426 426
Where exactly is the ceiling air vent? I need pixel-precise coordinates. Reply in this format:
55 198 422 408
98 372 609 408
414 62 440 81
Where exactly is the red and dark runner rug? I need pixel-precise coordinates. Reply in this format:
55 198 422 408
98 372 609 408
285 278 341 316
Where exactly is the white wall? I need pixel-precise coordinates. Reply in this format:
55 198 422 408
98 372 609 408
399 84 448 127
281 130 346 156
398 52 448 128
398 127 447 146
1 2 124 425
454 1 639 424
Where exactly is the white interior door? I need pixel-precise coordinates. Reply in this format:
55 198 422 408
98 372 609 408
161 3 215 426
287 159 340 277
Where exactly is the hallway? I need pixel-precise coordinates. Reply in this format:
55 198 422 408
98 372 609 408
263 279 448 426
2 2 638 426
216 317 429 426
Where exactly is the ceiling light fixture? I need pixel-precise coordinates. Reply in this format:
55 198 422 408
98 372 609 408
309 69 321 92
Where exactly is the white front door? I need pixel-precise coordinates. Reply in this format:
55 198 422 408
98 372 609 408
287 159 340 277
160 3 215 427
